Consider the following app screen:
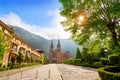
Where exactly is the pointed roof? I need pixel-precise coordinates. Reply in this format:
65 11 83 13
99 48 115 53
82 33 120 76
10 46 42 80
50 40 54 48
57 38 61 47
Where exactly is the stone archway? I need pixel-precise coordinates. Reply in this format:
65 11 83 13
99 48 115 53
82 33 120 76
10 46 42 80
9 53 17 65
11 57 15 64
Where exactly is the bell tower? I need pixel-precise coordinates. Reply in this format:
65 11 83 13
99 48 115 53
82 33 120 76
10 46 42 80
49 40 54 63
50 40 54 52
57 39 61 52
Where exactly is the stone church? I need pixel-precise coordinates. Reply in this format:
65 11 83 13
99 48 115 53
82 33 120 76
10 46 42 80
49 39 71 63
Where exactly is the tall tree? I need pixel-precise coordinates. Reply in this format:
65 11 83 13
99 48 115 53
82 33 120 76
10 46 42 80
59 0 120 51
0 31 5 60
76 48 82 59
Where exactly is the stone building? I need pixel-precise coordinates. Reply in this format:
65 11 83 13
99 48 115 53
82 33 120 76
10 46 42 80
49 39 71 63
0 20 43 67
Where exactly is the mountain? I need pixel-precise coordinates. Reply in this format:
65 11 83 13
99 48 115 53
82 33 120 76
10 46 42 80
10 26 81 57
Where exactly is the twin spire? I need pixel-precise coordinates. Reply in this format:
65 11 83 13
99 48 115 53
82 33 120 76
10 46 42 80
50 39 61 52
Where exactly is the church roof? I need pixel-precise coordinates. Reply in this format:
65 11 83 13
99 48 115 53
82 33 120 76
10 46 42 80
57 38 61 47
50 40 54 48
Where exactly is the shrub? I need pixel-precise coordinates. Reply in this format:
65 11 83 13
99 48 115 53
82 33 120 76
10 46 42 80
108 54 119 66
100 58 109 65
93 62 102 66
8 62 13 69
98 66 120 80
64 58 75 64
74 59 82 65
84 54 95 64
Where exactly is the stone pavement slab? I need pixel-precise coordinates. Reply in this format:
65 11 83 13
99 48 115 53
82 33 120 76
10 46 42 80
0 65 41 78
57 64 99 80
0 64 99 80
0 64 62 80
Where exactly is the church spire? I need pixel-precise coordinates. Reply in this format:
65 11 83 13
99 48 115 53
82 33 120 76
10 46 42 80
57 38 61 52
57 38 61 47
50 40 54 48
50 40 54 52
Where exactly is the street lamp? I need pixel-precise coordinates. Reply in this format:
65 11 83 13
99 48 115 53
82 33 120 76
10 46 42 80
104 48 107 57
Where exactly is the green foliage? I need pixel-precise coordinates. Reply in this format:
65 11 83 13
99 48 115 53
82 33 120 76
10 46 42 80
11 63 38 69
59 0 120 51
112 46 120 54
17 53 24 64
84 53 95 64
74 59 82 65
30 56 34 62
75 48 82 59
65 58 81 65
99 48 106 58
64 58 75 64
93 62 102 66
98 66 120 80
25 55 30 63
75 47 101 64
108 54 120 66
100 58 109 65
4 62 40 70
8 61 13 69
0 31 5 60
0 67 9 71
78 63 103 69
82 47 89 61
44 56 49 64
65 58 103 68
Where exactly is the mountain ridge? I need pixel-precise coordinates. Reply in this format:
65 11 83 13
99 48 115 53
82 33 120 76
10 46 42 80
9 25 81 57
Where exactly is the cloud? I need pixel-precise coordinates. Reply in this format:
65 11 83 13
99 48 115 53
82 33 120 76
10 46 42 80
47 9 71 39
0 11 71 39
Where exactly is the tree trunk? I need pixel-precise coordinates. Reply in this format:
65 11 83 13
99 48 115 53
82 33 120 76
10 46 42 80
107 22 119 47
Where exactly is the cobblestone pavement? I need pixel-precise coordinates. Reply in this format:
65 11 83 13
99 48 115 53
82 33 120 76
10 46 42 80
0 64 62 80
0 64 99 80
57 64 99 80
0 65 41 78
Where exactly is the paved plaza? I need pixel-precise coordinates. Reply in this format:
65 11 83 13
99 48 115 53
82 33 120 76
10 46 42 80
57 64 99 80
0 64 99 80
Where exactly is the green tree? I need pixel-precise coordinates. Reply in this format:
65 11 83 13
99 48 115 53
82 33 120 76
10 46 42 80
76 48 82 59
59 0 120 51
44 56 49 64
0 31 5 60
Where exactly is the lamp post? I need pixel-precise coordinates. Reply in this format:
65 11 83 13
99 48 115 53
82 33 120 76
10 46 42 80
104 48 107 57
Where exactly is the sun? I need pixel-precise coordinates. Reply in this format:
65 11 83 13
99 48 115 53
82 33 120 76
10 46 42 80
78 16 84 21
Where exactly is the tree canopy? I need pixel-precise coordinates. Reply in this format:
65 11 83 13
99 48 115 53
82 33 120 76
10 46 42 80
59 0 120 52
76 48 82 59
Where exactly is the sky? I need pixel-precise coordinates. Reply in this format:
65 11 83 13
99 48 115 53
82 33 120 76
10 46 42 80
0 0 71 39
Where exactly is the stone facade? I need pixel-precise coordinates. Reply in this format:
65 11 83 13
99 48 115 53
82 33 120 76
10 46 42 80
0 20 43 67
49 39 71 63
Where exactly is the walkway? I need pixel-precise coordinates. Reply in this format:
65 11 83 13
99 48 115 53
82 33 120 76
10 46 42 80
0 64 99 80
0 64 62 80
57 64 99 80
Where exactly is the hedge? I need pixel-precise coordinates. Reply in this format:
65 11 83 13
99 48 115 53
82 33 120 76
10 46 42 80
0 63 40 71
98 66 120 80
108 54 120 65
100 58 109 65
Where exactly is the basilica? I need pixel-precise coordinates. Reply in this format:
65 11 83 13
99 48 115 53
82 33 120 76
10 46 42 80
49 39 71 63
